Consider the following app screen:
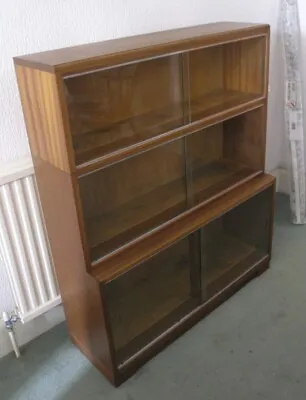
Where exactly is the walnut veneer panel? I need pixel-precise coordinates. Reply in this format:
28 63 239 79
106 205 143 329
15 65 73 172
34 158 116 384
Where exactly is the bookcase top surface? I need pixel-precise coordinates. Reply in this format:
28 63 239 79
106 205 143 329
14 22 269 75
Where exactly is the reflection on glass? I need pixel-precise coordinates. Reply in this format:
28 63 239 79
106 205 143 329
105 236 200 365
79 140 187 261
64 55 185 165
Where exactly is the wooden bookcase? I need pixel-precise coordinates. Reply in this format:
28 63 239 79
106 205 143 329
14 22 275 386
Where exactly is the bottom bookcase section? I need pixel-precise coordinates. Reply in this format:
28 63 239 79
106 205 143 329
103 183 274 367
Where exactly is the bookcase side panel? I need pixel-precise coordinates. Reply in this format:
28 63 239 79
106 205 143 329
15 64 74 173
34 158 116 383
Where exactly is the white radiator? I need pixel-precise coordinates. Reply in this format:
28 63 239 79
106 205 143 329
0 159 61 323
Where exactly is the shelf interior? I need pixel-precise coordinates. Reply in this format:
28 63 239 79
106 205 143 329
203 231 255 282
73 89 261 166
188 37 265 122
200 185 273 298
79 140 187 261
191 159 257 205
190 90 259 122
105 238 196 363
89 177 186 261
73 102 185 166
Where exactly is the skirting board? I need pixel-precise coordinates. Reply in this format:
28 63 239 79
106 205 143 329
269 168 290 195
0 305 65 359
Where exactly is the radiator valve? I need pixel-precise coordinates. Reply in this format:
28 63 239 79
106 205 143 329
2 311 21 358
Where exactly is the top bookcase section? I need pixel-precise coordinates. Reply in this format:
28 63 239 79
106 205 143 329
14 22 269 173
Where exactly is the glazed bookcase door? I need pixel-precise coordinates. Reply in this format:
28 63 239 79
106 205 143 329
200 185 273 299
187 37 266 123
78 139 187 262
64 55 185 166
104 234 201 366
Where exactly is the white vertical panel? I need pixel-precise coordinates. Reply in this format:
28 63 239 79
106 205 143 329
0 167 61 323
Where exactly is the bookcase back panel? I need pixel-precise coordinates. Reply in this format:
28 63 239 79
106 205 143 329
185 107 264 207
224 36 266 94
187 46 224 104
223 106 266 171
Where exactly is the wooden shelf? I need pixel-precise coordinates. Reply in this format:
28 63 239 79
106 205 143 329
202 232 266 297
87 159 258 262
192 159 258 205
190 90 260 122
116 298 198 366
92 174 274 282
74 90 262 167
204 233 254 280
88 177 186 261
73 102 185 166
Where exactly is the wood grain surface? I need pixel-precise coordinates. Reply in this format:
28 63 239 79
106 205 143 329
14 22 269 74
15 65 74 172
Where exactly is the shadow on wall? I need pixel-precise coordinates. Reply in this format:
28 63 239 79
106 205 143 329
266 1 286 173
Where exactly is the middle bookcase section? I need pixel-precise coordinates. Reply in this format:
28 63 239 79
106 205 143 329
78 107 264 263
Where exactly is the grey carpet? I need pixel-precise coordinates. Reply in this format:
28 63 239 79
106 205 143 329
1 194 306 400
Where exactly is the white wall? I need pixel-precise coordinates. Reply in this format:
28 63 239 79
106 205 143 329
0 0 284 167
0 0 285 351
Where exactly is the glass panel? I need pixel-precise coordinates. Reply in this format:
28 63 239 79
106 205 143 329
78 140 187 262
188 37 266 122
105 235 200 365
200 186 272 299
186 108 264 206
64 55 185 165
